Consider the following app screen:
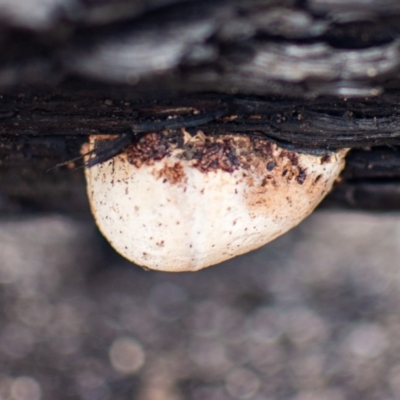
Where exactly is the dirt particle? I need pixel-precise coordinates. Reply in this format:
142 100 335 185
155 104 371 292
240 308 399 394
252 137 274 158
296 168 307 184
266 161 275 171
321 154 331 164
261 177 268 187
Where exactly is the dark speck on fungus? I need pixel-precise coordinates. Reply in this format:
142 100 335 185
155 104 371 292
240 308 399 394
266 161 275 171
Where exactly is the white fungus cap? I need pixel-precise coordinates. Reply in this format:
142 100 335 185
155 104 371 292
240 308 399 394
85 130 348 272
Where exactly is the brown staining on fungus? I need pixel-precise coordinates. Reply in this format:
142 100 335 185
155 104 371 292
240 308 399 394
125 132 171 167
124 129 242 173
121 130 310 183
283 150 299 166
196 140 240 173
154 162 186 184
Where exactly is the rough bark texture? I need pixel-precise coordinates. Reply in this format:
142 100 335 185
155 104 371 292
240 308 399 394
2 0 400 213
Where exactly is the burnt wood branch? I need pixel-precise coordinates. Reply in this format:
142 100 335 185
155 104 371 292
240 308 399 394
1 0 400 213
1 86 400 214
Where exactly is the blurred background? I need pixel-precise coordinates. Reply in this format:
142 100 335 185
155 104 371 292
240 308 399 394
1 0 400 398
0 210 399 400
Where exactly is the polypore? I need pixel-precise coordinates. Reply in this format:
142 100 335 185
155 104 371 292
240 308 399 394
84 129 347 272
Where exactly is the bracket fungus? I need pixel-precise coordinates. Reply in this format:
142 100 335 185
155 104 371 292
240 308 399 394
84 129 348 272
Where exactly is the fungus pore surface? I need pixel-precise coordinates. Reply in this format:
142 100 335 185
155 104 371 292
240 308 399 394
85 129 348 272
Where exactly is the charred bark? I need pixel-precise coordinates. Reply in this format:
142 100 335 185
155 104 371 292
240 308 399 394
1 0 400 213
